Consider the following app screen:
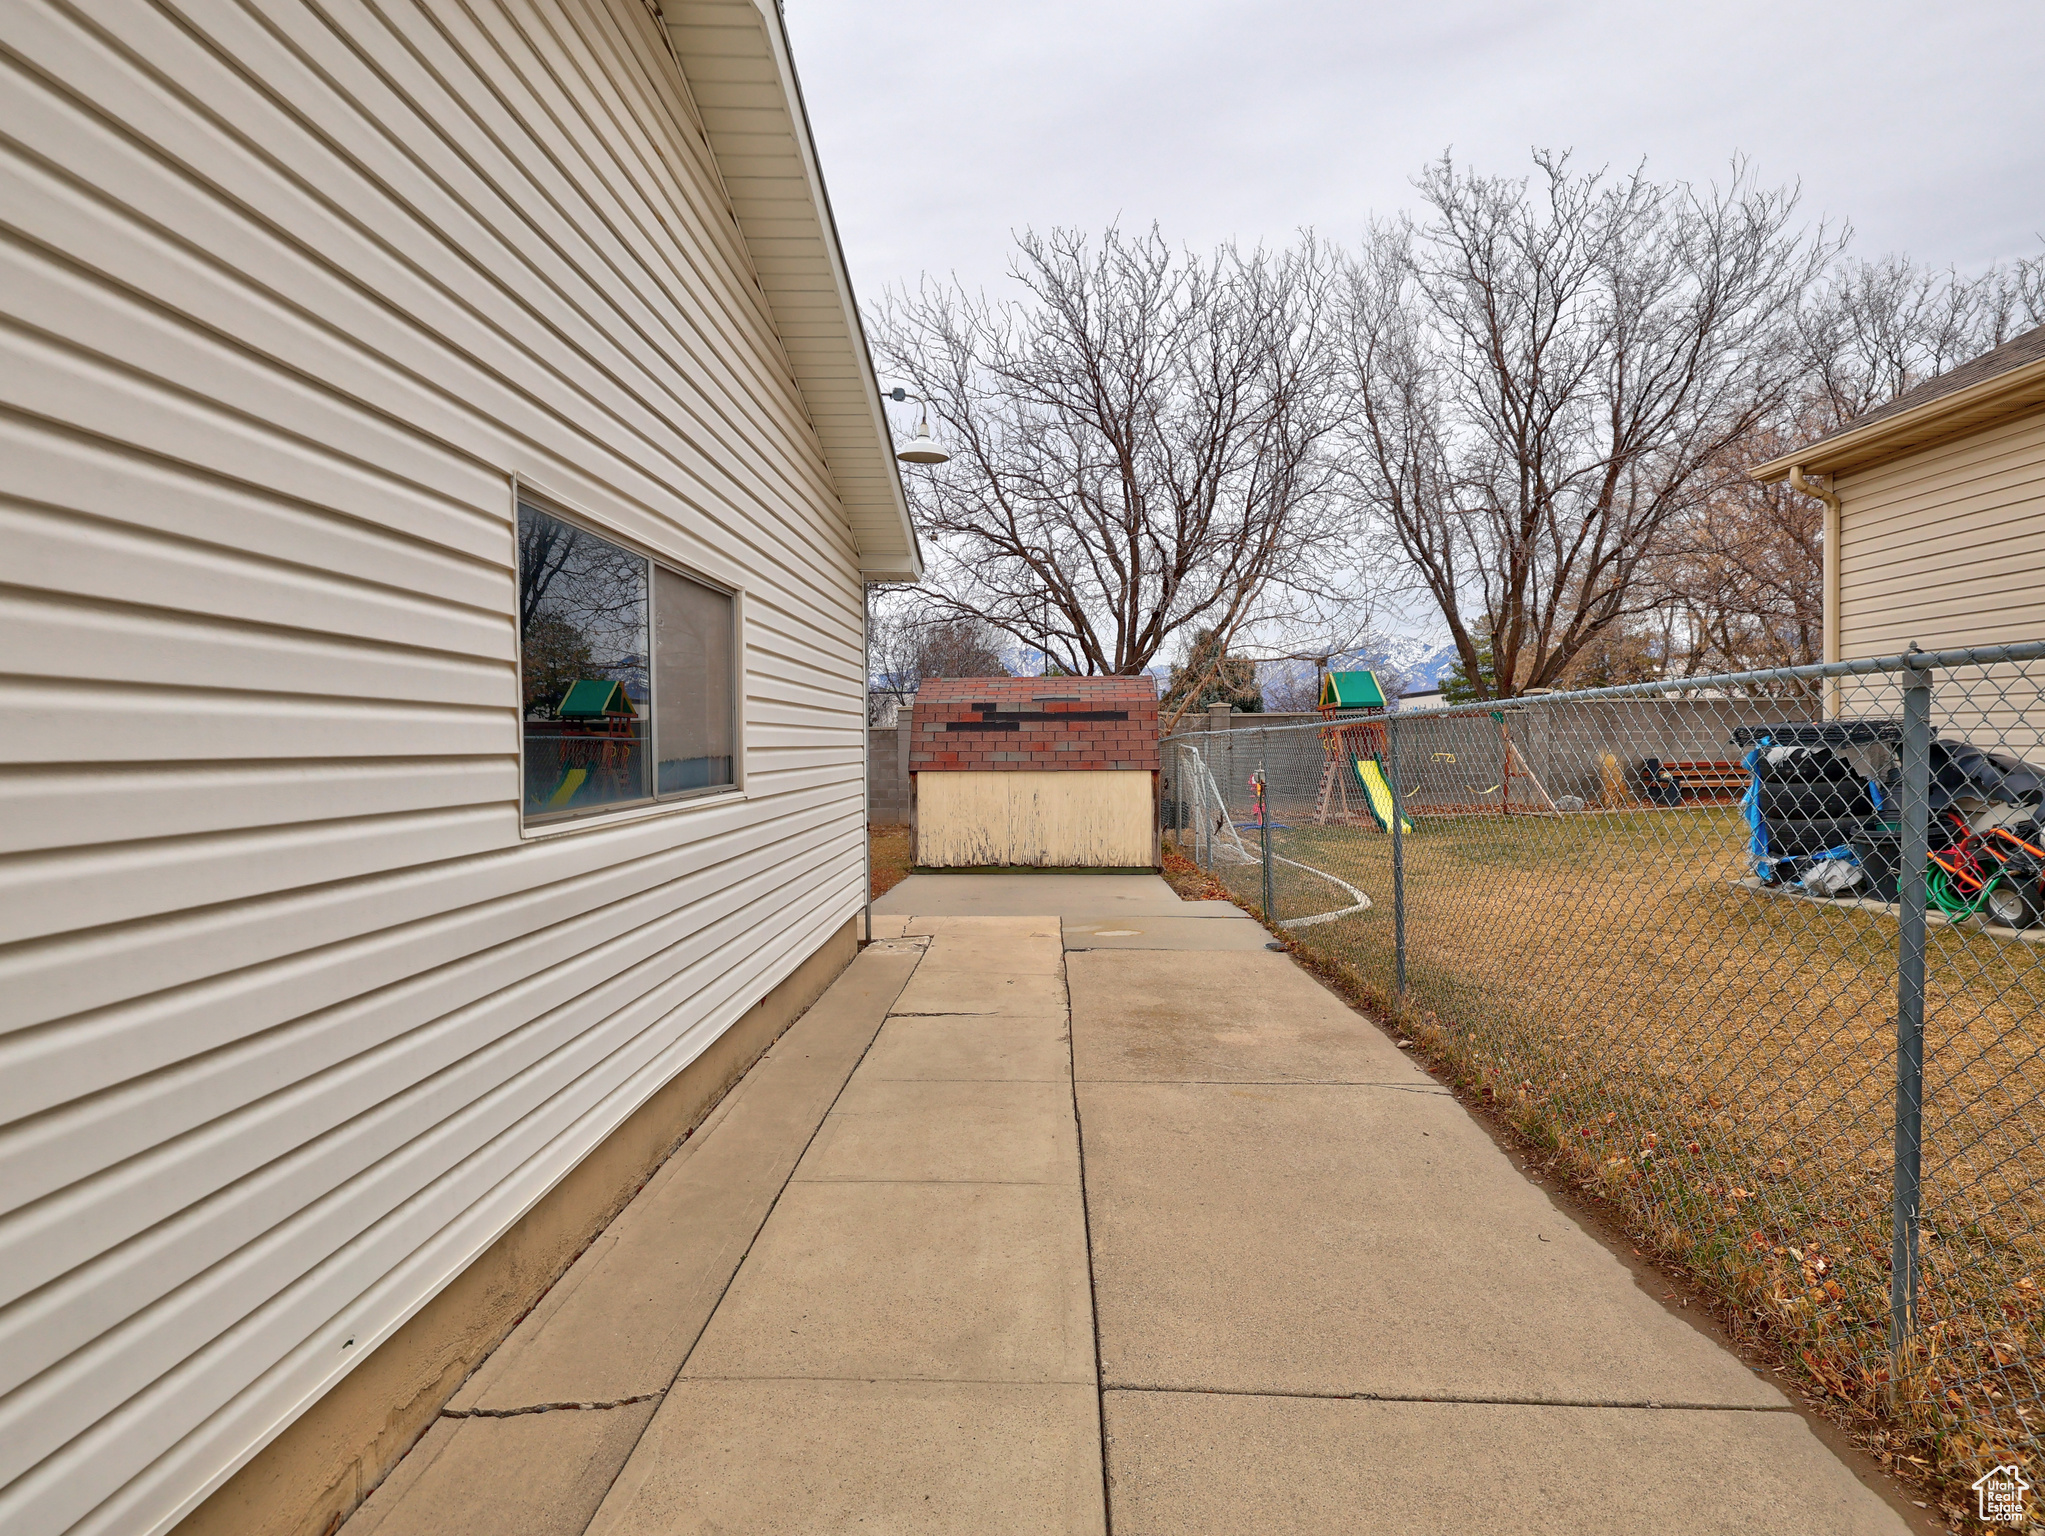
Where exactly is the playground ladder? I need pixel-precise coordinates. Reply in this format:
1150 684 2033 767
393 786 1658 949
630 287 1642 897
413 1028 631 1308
1313 756 1346 825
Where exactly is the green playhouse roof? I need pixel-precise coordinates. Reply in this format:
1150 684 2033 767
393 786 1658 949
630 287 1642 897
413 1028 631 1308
557 678 638 719
1318 670 1388 710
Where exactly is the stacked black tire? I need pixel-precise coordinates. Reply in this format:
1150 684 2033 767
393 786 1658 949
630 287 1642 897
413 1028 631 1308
1751 745 1877 859
1743 732 2045 919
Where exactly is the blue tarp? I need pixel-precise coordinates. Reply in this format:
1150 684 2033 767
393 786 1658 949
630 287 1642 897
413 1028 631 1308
1740 742 1768 870
1742 736 1870 882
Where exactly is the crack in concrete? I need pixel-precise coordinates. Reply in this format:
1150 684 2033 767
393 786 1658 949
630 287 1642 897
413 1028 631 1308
884 1011 1070 1019
1102 1382 1792 1412
442 1391 664 1420
1079 1078 1449 1092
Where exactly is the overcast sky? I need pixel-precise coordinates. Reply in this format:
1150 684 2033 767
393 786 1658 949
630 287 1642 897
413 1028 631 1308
788 0 2045 303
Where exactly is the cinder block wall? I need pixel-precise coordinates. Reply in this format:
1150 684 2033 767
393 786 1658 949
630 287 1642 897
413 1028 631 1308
867 725 911 824
1163 700 1807 817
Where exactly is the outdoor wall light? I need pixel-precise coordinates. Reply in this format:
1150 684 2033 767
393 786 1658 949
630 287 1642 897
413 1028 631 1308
882 385 951 464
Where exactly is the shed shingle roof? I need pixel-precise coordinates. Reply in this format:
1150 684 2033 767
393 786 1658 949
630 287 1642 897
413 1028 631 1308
909 675 1159 773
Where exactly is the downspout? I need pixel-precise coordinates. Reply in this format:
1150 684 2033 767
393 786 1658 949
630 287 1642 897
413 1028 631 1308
1789 465 1843 718
861 581 873 945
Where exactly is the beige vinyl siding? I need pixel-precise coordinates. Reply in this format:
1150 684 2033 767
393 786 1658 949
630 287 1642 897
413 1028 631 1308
0 3 868 1534
1834 408 2045 660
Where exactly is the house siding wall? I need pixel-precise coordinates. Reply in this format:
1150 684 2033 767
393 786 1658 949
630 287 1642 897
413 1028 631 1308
1834 408 2045 660
0 4 866 1534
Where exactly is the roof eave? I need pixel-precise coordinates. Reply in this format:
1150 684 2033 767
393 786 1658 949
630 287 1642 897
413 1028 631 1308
1753 355 2045 485
659 1 923 584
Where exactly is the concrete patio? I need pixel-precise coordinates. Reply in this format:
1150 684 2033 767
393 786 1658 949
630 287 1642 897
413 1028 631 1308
343 875 1917 1534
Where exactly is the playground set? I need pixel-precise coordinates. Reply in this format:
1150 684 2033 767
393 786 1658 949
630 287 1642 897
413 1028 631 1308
1307 669 1408 832
1307 671 1587 826
525 677 644 812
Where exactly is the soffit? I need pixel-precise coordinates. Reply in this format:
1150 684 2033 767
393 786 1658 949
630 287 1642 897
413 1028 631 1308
659 0 922 583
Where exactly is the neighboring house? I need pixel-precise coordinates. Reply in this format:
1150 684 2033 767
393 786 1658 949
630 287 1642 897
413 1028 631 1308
1395 685 1446 712
1755 325 2045 663
0 6 917 1536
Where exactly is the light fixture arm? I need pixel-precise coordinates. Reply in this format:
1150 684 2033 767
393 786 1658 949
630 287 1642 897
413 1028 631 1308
882 385 931 430
878 381 950 465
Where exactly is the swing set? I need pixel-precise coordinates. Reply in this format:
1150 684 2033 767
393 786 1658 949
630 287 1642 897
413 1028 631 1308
1310 671 1558 826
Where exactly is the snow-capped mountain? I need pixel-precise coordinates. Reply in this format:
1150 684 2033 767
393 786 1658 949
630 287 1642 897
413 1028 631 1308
1378 637 1460 690
1320 635 1459 694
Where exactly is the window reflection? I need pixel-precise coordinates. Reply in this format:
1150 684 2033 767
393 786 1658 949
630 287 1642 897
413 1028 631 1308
519 503 649 814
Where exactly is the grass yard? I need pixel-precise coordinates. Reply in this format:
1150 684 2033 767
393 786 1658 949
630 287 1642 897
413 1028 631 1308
869 823 912 900
1194 802 2045 1476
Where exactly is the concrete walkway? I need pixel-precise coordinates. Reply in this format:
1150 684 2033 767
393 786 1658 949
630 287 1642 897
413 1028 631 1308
345 875 1914 1534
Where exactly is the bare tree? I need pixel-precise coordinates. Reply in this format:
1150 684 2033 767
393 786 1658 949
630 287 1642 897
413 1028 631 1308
1798 252 2045 422
1650 421 1827 675
1163 628 1263 714
1256 658 1321 712
1339 152 1836 699
1658 246 2045 677
870 226 1359 691
517 506 649 716
914 615 1012 678
866 599 1012 724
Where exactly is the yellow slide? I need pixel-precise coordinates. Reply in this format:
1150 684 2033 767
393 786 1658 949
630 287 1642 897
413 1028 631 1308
1354 756 1412 834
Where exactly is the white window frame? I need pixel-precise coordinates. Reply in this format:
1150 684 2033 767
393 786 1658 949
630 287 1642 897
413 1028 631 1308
512 485 745 838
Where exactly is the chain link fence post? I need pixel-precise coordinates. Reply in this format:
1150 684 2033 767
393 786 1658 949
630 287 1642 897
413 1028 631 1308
1891 654 1933 1370
1389 711 1408 997
1254 761 1273 919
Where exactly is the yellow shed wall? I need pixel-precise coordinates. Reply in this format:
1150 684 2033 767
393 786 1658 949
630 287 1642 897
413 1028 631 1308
914 771 1156 868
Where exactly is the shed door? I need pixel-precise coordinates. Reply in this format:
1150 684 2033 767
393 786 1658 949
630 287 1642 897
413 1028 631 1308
916 770 1153 867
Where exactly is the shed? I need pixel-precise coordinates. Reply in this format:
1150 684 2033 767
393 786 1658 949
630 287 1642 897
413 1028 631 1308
910 676 1161 869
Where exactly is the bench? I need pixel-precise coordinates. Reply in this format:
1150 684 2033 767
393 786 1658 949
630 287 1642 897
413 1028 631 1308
1643 758 1747 805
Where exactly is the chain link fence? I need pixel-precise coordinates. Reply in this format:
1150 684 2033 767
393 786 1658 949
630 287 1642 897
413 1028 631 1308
1166 642 2045 1477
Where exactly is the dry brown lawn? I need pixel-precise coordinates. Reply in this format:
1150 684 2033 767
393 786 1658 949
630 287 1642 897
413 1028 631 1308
1195 804 2045 1473
868 823 912 900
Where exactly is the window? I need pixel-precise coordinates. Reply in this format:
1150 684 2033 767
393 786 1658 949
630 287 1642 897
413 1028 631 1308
518 501 736 822
653 565 735 793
